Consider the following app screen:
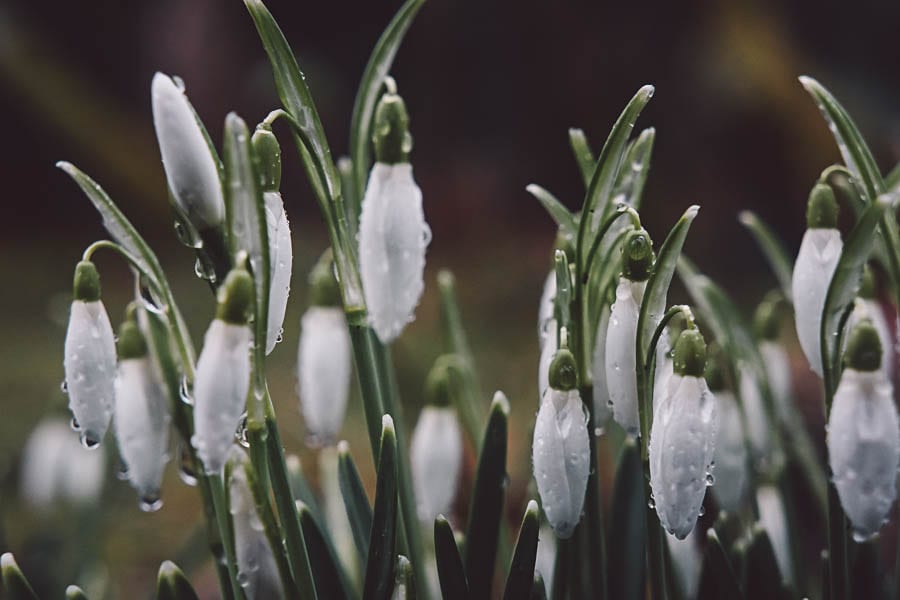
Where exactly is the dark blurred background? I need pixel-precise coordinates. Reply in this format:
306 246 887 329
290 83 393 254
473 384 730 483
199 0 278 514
2 0 900 596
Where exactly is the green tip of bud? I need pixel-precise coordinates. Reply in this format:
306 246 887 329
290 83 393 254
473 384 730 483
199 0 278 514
844 319 882 372
703 344 726 391
549 348 578 390
308 249 342 307
117 319 148 359
252 126 281 192
806 183 838 229
373 87 412 164
73 260 101 302
673 328 707 377
622 228 654 281
753 299 781 340
859 264 876 299
425 357 456 407
215 267 254 324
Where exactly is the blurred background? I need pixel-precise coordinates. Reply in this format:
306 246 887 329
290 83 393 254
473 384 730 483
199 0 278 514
2 0 900 596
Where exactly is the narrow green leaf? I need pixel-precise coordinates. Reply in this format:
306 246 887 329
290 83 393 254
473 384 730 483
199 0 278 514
698 530 743 600
612 127 655 212
65 585 90 600
434 516 469 598
553 250 573 335
285 454 326 526
349 0 426 208
568 128 595 188
738 211 794 303
886 163 900 193
503 500 541 600
393 555 415 600
526 184 577 239
464 392 511 600
741 527 784 599
299 501 356 600
338 441 374 568
1 553 39 600
530 573 548 600
606 439 646 600
156 560 200 600
364 416 399 600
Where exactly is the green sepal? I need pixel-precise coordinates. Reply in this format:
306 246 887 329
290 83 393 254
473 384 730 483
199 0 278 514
739 211 794 304
308 249 343 307
73 260 101 302
435 516 469 599
65 585 90 600
425 356 454 407
117 318 148 360
697 530 743 600
298 501 355 600
621 228 654 282
673 327 707 377
363 416 398 600
844 319 882 372
502 500 540 600
372 85 412 164
156 560 200 600
336 442 374 575
215 267 254 325
548 347 578 391
606 438 646 600
806 183 839 229
464 392 510 600
252 126 282 192
1 553 39 600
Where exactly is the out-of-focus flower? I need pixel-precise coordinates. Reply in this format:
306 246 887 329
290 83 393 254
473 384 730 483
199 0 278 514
591 308 613 432
410 406 462 522
756 485 793 585
666 528 701 600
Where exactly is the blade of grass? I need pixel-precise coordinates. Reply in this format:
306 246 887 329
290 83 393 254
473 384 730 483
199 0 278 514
434 516 470 598
363 416 399 600
156 561 200 600
338 441 375 568
697 530 743 600
503 500 541 600
568 128 595 188
299 501 357 600
527 184 578 240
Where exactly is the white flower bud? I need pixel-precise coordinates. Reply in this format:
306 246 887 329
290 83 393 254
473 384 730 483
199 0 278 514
649 374 717 539
358 163 431 343
538 271 556 347
297 307 352 447
846 299 894 378
410 406 463 522
229 455 284 599
264 191 292 355
193 320 251 474
538 320 557 400
64 300 117 447
791 228 842 377
666 529 701 600
739 366 770 460
533 388 590 538
827 368 899 541
652 330 674 414
21 420 106 509
114 357 171 509
606 277 646 436
760 341 793 424
591 309 614 431
756 485 793 584
151 73 225 230
711 390 748 512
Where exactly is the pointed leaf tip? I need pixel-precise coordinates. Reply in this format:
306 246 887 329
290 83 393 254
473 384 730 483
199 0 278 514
491 390 510 415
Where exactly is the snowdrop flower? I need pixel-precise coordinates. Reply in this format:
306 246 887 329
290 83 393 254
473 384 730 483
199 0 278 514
151 73 225 231
411 364 463 522
590 308 613 432
739 365 770 461
533 336 590 538
21 419 106 510
253 127 292 356
792 183 842 377
298 253 352 447
666 529 701 600
704 351 748 512
845 267 893 378
652 329 674 413
228 448 284 599
358 84 430 343
650 328 717 539
756 485 793 584
606 228 655 436
64 261 117 448
113 311 170 511
754 299 794 424
828 320 899 541
193 268 253 474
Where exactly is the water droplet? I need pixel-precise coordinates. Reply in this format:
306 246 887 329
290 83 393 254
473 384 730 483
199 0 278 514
698 505 706 516
179 377 194 405
648 496 656 509
705 473 715 486
139 494 164 512
236 413 250 448
116 460 130 481
79 431 100 449
276 328 284 344
60 380 69 394
852 529 876 543
594 427 605 437
70 416 80 431
177 444 199 487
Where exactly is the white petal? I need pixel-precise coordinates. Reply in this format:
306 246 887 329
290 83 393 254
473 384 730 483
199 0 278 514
760 342 794 424
652 329 673 415
791 228 842 377
756 485 793 584
666 529 701 600
828 369 899 541
358 163 430 343
193 320 251 474
115 358 171 503
151 73 225 229
739 366 770 459
265 191 292 355
297 307 352 446
410 406 463 522
649 375 717 539
538 271 556 347
538 320 557 401
532 389 590 538
711 391 748 512
591 308 613 431
64 300 117 446
605 277 645 436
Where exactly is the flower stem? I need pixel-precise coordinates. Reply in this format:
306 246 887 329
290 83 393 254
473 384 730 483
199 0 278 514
209 473 245 600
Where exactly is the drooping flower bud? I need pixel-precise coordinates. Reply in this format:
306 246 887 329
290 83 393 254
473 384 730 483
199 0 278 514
358 84 430 343
845 267 894 377
533 338 590 538
754 298 795 424
738 364 770 461
64 260 117 448
151 73 225 231
193 268 253 474
704 349 747 512
297 254 352 447
666 528 701 600
649 329 717 539
114 311 170 511
828 320 899 541
792 183 842 377
756 485 793 585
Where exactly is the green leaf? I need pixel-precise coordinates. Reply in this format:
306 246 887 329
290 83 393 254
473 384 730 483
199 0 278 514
637 205 700 366
393 555 415 599
285 454 326 526
65 585 90 600
338 442 374 568
1 553 38 600
299 501 356 600
886 163 900 193
606 439 646 600
503 500 540 600
612 127 655 212
142 305 193 446
741 527 784 599
698 530 743 600
553 250 573 335
738 211 794 303
156 560 200 600
530 573 548 600
434 516 469 599
568 128 595 188
526 184 577 239
464 392 510 600
348 0 426 208
363 416 399 600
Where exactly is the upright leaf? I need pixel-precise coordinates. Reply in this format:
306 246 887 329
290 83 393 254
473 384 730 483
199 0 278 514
612 127 656 212
739 211 794 303
698 530 743 600
434 516 469 599
568 128 595 188
363 416 399 600
338 441 375 567
156 561 200 600
607 439 646 600
299 502 355 600
741 527 784 599
526 184 578 239
0 553 38 600
503 500 541 600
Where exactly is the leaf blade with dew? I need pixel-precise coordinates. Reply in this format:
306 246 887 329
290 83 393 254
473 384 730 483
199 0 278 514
568 128 596 188
298 501 356 600
697 530 743 600
1 553 39 600
434 516 469 599
607 439 646 600
526 184 578 240
348 0 426 211
156 560 200 600
502 500 541 600
611 127 656 213
739 211 794 303
464 392 510 600
338 441 374 568
886 162 900 193
553 250 573 335
363 416 399 600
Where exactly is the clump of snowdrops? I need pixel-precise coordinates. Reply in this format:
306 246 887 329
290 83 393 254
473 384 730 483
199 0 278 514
3 1 900 599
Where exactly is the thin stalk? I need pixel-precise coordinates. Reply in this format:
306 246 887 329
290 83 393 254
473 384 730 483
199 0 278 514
210 474 244 600
348 321 387 462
